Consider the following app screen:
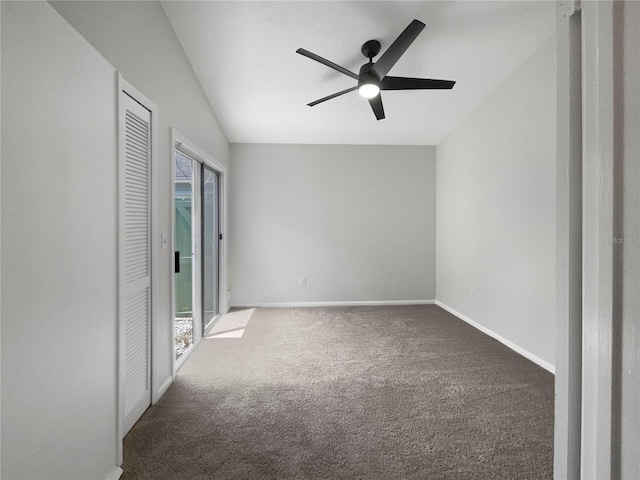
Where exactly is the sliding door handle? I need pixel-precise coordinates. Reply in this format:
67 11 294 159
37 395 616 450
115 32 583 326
175 251 180 274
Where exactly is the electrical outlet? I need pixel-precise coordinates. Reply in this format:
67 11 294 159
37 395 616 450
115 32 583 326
470 289 475 300
299 277 306 286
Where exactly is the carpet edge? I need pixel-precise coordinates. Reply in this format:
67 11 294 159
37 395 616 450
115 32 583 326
435 300 556 374
230 300 436 308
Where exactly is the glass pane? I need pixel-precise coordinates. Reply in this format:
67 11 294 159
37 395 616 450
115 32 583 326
202 166 219 331
174 151 194 359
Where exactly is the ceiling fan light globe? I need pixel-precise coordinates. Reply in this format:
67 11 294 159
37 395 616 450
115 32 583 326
358 83 380 99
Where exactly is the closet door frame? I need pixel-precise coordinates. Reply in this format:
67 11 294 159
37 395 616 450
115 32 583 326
116 75 159 466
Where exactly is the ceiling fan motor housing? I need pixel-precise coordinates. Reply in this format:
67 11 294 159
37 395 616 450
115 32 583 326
358 62 381 89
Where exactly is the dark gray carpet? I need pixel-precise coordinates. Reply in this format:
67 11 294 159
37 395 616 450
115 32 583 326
121 305 553 479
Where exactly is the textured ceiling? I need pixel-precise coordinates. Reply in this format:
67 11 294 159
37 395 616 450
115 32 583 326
161 1 555 145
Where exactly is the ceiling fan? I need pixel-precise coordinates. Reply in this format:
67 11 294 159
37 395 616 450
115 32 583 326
297 19 455 121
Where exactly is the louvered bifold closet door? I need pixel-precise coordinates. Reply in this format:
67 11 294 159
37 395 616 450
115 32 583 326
121 93 152 436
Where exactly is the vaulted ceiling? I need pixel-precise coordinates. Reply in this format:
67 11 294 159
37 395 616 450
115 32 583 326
161 1 556 145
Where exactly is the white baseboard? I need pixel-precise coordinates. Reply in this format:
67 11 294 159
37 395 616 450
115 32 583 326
435 301 555 374
154 376 173 404
230 300 436 308
104 467 123 480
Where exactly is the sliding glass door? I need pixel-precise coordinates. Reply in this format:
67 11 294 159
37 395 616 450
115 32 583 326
174 145 221 365
202 165 220 332
174 151 195 360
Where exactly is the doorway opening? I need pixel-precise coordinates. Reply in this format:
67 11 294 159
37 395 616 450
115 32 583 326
172 133 224 370
117 76 159 465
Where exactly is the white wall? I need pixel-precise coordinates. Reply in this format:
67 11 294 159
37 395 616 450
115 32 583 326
1 2 118 478
436 37 556 368
51 0 231 396
230 144 436 306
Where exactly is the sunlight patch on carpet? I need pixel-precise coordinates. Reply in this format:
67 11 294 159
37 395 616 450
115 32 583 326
206 308 254 339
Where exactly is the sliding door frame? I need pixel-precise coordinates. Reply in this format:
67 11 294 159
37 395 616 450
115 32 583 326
201 163 221 333
173 154 201 372
170 129 227 374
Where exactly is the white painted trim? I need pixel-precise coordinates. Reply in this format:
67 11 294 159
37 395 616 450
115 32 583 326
555 4 584 478
104 467 123 480
170 130 177 385
560 0 582 17
157 376 173 400
116 73 125 468
435 301 556 374
174 341 194 372
580 2 616 478
116 74 159 466
230 300 436 308
0 3 3 474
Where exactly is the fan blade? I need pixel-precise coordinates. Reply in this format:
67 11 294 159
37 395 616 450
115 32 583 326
296 48 360 80
381 76 455 90
307 86 358 106
370 20 425 79
368 94 385 120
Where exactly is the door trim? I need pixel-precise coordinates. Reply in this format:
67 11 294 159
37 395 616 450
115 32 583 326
555 2 624 477
555 2 583 478
116 74 159 467
580 2 617 477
